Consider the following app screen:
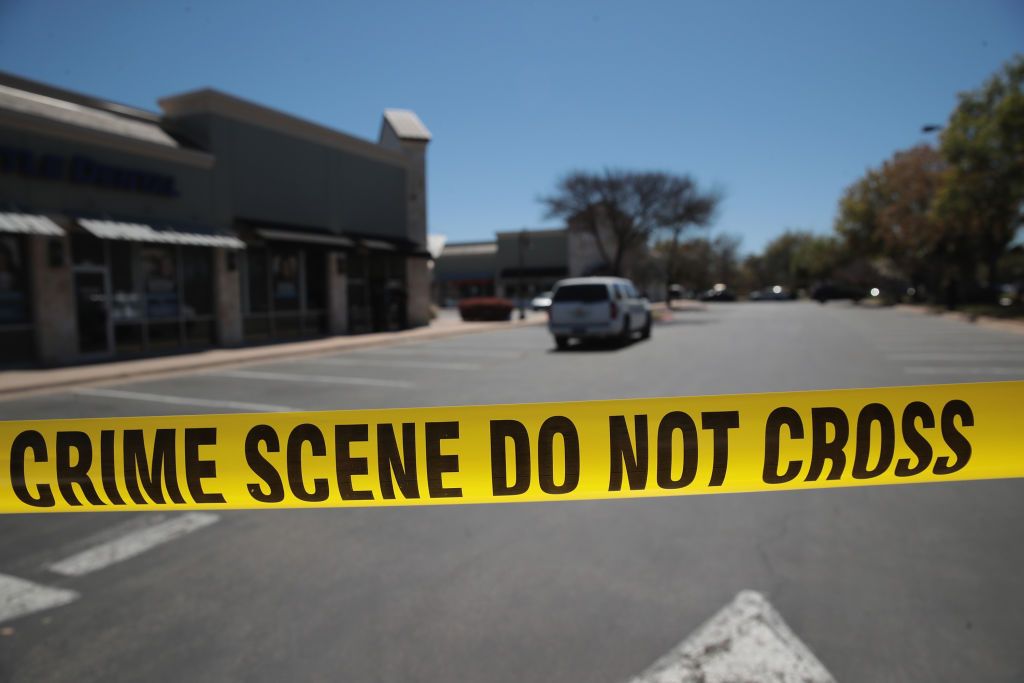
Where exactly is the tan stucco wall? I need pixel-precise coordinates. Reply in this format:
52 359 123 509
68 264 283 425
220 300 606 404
28 233 77 365
213 248 242 346
328 252 348 335
405 257 430 327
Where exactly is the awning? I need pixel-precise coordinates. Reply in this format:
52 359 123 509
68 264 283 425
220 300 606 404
256 228 354 248
78 218 245 249
0 212 64 236
361 238 397 251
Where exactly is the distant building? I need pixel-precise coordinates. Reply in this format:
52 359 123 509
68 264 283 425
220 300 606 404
0 71 432 367
433 241 498 303
433 227 618 305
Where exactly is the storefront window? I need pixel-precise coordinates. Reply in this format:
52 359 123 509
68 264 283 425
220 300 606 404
305 250 326 311
0 235 29 325
142 245 179 318
272 249 300 312
182 246 212 317
246 249 269 313
71 233 105 267
110 241 142 321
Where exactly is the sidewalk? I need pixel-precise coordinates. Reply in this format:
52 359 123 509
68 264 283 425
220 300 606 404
0 310 547 400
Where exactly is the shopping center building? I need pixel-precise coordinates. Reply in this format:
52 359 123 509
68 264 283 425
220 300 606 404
0 71 431 367
434 227 612 306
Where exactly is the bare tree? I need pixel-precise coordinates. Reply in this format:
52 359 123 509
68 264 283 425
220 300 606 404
541 170 720 283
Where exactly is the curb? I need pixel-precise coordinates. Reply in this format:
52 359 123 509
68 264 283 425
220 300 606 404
0 317 546 401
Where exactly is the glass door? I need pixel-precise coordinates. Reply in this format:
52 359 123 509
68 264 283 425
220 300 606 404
74 269 112 356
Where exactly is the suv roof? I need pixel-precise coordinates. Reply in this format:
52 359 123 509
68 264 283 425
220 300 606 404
554 277 633 287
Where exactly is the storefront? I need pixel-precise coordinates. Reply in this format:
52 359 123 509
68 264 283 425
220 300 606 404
0 70 432 367
0 214 50 365
68 220 243 357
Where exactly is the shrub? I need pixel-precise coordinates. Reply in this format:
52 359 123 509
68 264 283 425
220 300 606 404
458 297 515 321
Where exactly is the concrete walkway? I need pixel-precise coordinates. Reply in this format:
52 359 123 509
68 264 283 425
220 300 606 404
0 310 547 400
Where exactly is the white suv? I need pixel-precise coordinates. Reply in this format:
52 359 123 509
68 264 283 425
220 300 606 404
548 277 652 349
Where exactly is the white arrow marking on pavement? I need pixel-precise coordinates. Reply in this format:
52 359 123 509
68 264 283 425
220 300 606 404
0 573 78 625
48 513 219 577
627 590 834 683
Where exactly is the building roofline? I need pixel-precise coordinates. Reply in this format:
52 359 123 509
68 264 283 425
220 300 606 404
443 240 497 247
382 109 431 141
0 107 215 168
495 227 567 238
159 88 408 166
0 70 160 123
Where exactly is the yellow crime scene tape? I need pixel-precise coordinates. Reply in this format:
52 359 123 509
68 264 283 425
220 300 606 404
1 381 1021 513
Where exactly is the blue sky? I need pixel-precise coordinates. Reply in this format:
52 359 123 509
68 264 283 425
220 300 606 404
1 0 1021 253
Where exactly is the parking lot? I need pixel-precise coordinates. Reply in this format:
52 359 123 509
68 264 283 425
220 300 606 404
2 301 1023 681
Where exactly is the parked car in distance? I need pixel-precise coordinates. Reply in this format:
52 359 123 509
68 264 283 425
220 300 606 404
698 283 736 302
548 277 651 349
811 283 866 303
458 297 515 321
531 291 553 311
749 285 795 301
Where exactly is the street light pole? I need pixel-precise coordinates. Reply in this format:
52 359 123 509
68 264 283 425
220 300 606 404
518 229 529 320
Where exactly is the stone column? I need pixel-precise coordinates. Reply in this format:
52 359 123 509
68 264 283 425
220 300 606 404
28 233 77 365
214 248 242 346
327 251 348 335
405 256 430 328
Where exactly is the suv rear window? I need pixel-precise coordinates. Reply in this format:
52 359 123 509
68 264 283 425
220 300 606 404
553 284 609 303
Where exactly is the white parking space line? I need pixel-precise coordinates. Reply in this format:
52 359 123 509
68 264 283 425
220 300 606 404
74 388 295 412
887 352 1024 361
48 513 219 578
872 344 1024 352
211 369 414 388
627 591 833 683
300 357 480 371
358 347 524 359
0 573 78 625
903 366 1024 376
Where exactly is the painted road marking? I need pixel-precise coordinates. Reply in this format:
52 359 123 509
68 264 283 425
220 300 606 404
357 347 524 359
48 513 219 577
300 357 481 371
0 573 78 625
75 388 295 412
872 344 1024 350
903 366 1024 376
210 370 414 389
887 352 1024 361
627 590 833 683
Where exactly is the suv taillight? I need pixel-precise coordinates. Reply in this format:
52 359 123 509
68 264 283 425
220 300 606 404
610 301 618 319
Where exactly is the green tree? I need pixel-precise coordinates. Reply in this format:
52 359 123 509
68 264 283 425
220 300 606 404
655 233 742 292
743 231 841 293
934 55 1024 295
834 145 947 297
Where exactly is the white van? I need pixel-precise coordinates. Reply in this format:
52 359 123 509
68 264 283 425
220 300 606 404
548 277 652 349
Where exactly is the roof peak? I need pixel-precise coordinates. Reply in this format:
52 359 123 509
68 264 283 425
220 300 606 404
382 109 431 142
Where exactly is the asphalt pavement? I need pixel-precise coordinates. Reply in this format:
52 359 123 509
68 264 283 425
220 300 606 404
1 301 1023 682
